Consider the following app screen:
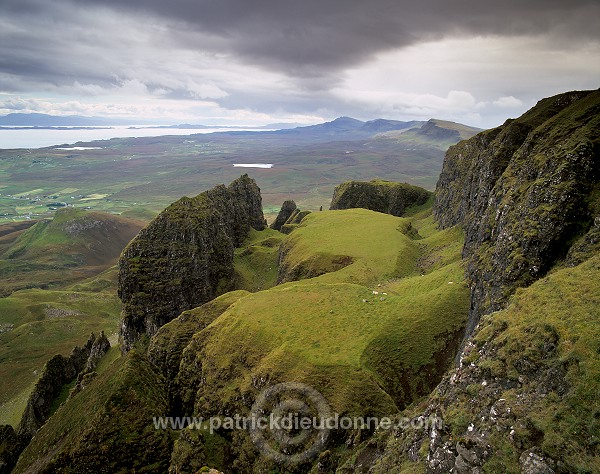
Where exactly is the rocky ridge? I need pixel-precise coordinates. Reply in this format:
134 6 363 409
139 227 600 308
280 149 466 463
434 89 600 334
330 179 431 217
0 332 110 474
118 174 265 350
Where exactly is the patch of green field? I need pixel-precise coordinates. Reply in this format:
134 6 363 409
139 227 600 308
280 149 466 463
13 189 44 198
0 379 37 427
233 228 284 292
56 188 80 195
279 209 420 285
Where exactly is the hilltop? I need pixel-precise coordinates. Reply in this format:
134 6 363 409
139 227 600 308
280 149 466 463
0 208 144 296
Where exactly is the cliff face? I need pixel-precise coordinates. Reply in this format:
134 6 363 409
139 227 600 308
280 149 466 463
330 179 431 216
434 90 600 332
339 90 600 474
269 199 297 231
118 174 265 350
0 332 110 474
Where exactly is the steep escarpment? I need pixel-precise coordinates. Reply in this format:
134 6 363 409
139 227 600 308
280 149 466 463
118 175 265 350
338 89 600 474
344 254 600 473
330 179 431 216
0 332 110 473
434 90 600 331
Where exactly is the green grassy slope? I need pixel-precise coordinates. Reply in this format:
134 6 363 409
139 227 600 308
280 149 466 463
467 254 600 472
0 208 144 296
13 350 173 473
177 208 469 421
362 252 600 474
0 266 122 427
11 199 470 472
232 227 284 292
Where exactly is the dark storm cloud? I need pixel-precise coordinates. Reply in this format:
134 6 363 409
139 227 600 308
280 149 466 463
56 0 600 73
2 0 600 79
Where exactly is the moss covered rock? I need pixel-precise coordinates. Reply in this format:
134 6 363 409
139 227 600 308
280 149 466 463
330 179 431 217
118 175 265 350
270 199 297 231
434 89 600 332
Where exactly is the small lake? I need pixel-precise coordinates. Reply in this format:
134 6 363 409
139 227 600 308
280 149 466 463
233 164 273 169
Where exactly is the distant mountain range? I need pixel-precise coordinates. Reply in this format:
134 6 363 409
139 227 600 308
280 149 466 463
0 113 478 138
273 116 424 139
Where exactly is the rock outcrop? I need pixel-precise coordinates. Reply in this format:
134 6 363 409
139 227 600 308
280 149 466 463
270 199 297 231
18 332 110 439
434 89 600 334
12 351 173 474
280 208 311 234
0 425 27 474
330 179 431 216
270 200 312 234
0 332 110 474
118 174 266 350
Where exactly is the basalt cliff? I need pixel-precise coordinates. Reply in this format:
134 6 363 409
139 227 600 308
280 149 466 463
434 89 600 335
118 174 266 350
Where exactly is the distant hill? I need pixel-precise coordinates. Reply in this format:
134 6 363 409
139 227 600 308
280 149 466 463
377 118 482 149
272 116 424 140
0 208 144 296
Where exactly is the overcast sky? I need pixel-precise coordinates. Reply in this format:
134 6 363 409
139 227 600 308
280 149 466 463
1 0 599 128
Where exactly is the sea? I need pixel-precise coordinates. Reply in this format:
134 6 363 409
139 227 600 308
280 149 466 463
0 126 266 149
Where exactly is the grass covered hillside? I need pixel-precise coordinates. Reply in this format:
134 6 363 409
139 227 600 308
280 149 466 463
4 90 598 473
0 208 144 296
0 266 122 427
177 209 469 421
0 209 143 428
13 350 173 473
348 252 600 473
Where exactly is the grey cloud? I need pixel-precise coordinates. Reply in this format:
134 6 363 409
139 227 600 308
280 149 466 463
3 0 600 80
63 0 600 74
1 0 599 127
